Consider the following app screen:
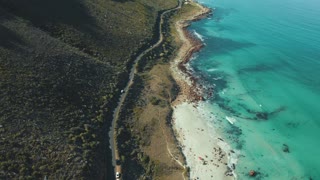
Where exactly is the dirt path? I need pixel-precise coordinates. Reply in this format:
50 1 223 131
157 109 187 180
109 0 183 179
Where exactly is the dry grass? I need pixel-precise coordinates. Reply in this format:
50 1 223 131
132 64 185 179
169 3 203 44
116 2 204 179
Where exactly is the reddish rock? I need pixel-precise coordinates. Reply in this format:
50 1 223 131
249 170 256 177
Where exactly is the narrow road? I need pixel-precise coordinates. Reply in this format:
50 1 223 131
108 0 182 179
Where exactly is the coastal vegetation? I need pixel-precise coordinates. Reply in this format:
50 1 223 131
0 0 177 179
115 3 203 179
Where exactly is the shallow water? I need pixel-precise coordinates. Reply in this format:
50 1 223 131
188 0 320 179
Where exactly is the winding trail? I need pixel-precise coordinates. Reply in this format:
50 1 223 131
108 0 182 178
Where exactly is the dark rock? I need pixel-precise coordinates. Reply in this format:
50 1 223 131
256 112 268 120
282 144 290 153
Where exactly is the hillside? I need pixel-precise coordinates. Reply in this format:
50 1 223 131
0 0 177 179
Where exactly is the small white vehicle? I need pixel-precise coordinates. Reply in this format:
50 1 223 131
116 172 121 179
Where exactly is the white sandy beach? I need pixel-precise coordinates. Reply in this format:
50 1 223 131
173 102 234 180
170 1 237 179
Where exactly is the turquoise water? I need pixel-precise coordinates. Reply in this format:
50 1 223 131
189 0 320 179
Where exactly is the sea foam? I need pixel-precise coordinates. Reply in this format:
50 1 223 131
193 30 205 42
207 68 218 72
226 116 237 125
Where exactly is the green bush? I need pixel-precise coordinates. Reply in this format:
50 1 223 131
150 96 161 105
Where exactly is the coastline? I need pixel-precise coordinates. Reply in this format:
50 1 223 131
171 3 210 105
170 2 236 179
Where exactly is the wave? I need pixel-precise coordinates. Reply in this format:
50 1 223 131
193 30 205 42
207 68 218 72
197 102 239 178
226 116 237 124
213 76 223 80
217 139 240 179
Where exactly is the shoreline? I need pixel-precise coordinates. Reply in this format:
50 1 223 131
170 2 236 179
171 3 211 105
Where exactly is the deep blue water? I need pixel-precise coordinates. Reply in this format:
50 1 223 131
188 0 320 179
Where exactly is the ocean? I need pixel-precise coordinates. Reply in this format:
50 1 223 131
188 0 320 179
